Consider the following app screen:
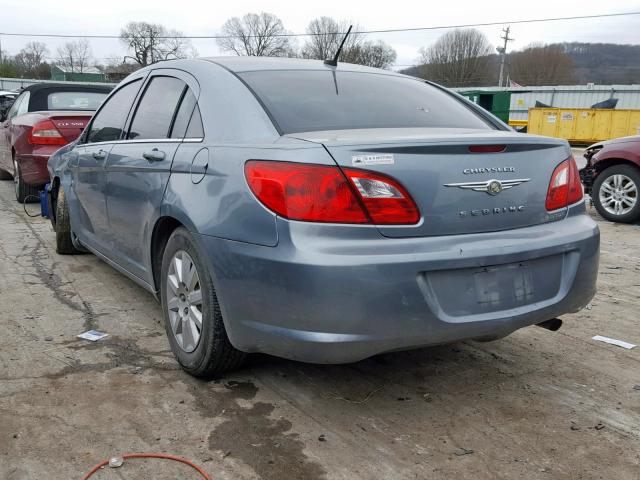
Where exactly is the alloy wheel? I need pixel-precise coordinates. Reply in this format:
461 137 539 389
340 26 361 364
166 250 204 353
599 174 637 216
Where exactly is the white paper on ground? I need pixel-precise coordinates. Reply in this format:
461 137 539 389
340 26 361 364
592 335 636 350
77 330 109 342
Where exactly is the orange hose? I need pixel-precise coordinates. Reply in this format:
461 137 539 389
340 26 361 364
81 452 213 480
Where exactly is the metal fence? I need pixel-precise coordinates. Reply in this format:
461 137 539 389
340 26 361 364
0 77 116 92
454 85 640 122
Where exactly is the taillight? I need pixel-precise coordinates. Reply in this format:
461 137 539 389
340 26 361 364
29 119 66 145
343 168 420 224
546 156 583 211
245 160 420 225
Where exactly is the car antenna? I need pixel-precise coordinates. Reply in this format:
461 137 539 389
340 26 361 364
324 25 353 67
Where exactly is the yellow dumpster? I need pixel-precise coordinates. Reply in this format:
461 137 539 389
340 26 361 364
527 108 640 143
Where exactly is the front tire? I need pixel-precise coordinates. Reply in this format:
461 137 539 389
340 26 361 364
13 159 40 204
53 186 81 255
592 165 640 223
160 227 245 377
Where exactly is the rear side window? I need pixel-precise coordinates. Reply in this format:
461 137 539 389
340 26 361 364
8 92 29 119
170 89 197 139
239 70 492 134
87 80 141 143
185 105 204 138
129 76 185 140
47 91 106 111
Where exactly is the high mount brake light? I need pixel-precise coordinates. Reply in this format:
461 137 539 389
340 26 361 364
29 119 66 145
546 156 583 211
468 145 506 153
244 160 420 225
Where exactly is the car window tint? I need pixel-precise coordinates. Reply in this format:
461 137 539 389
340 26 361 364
239 70 492 134
185 105 204 138
170 89 197 139
87 80 141 143
129 76 185 140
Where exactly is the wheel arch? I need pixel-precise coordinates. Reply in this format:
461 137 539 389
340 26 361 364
150 216 189 293
594 157 640 176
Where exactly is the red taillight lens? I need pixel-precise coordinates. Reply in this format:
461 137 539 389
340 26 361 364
343 168 420 224
29 119 66 145
546 157 583 211
245 160 420 225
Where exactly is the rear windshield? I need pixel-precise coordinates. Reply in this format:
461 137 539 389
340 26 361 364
239 70 493 134
46 91 107 111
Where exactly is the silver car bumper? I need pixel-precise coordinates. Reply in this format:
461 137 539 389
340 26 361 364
196 208 599 364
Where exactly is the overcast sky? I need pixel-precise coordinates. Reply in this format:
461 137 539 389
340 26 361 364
1 0 638 69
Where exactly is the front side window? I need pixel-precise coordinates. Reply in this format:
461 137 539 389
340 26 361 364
87 80 141 143
239 70 493 134
47 91 107 111
128 76 185 140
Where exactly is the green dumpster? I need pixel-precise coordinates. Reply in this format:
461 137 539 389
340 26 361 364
458 90 511 124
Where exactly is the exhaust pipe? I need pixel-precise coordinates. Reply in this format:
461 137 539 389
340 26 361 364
536 318 563 331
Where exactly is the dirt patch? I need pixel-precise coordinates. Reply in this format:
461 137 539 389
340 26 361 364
188 380 326 480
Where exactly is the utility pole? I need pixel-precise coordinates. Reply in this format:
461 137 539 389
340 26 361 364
497 26 514 88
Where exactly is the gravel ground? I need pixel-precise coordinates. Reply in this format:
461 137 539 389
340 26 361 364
0 179 638 480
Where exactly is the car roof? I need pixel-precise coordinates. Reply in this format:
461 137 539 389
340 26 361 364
199 56 403 76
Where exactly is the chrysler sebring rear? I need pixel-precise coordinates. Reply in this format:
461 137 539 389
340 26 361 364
47 58 599 377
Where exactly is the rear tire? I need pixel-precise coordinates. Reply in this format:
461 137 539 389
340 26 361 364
13 159 40 204
592 164 640 223
53 186 81 255
160 227 245 377
0 169 12 180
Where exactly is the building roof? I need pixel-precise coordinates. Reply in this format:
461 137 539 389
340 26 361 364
53 65 104 75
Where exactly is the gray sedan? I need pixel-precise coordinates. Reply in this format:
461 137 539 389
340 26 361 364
48 57 599 377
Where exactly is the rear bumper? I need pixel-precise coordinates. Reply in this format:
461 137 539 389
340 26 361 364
196 210 599 363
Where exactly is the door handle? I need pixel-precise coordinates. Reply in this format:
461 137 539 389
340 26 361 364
92 149 107 160
143 149 166 162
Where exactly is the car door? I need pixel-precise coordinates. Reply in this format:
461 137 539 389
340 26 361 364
105 70 199 283
70 78 143 254
0 92 26 171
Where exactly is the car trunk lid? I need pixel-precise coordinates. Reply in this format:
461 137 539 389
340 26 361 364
288 128 571 237
38 111 93 143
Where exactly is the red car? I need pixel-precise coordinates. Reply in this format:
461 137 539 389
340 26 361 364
581 135 640 223
0 83 112 202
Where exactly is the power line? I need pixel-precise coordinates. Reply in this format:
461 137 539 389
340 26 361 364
0 11 638 39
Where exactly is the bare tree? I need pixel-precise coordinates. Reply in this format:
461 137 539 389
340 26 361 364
508 44 575 86
419 28 493 87
56 39 92 73
301 17 397 68
301 17 364 61
349 41 397 69
120 22 195 66
217 12 295 57
14 42 49 76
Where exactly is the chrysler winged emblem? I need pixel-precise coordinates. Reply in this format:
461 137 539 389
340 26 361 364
444 178 530 195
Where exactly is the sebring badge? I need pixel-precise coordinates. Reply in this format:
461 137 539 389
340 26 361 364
443 178 530 196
